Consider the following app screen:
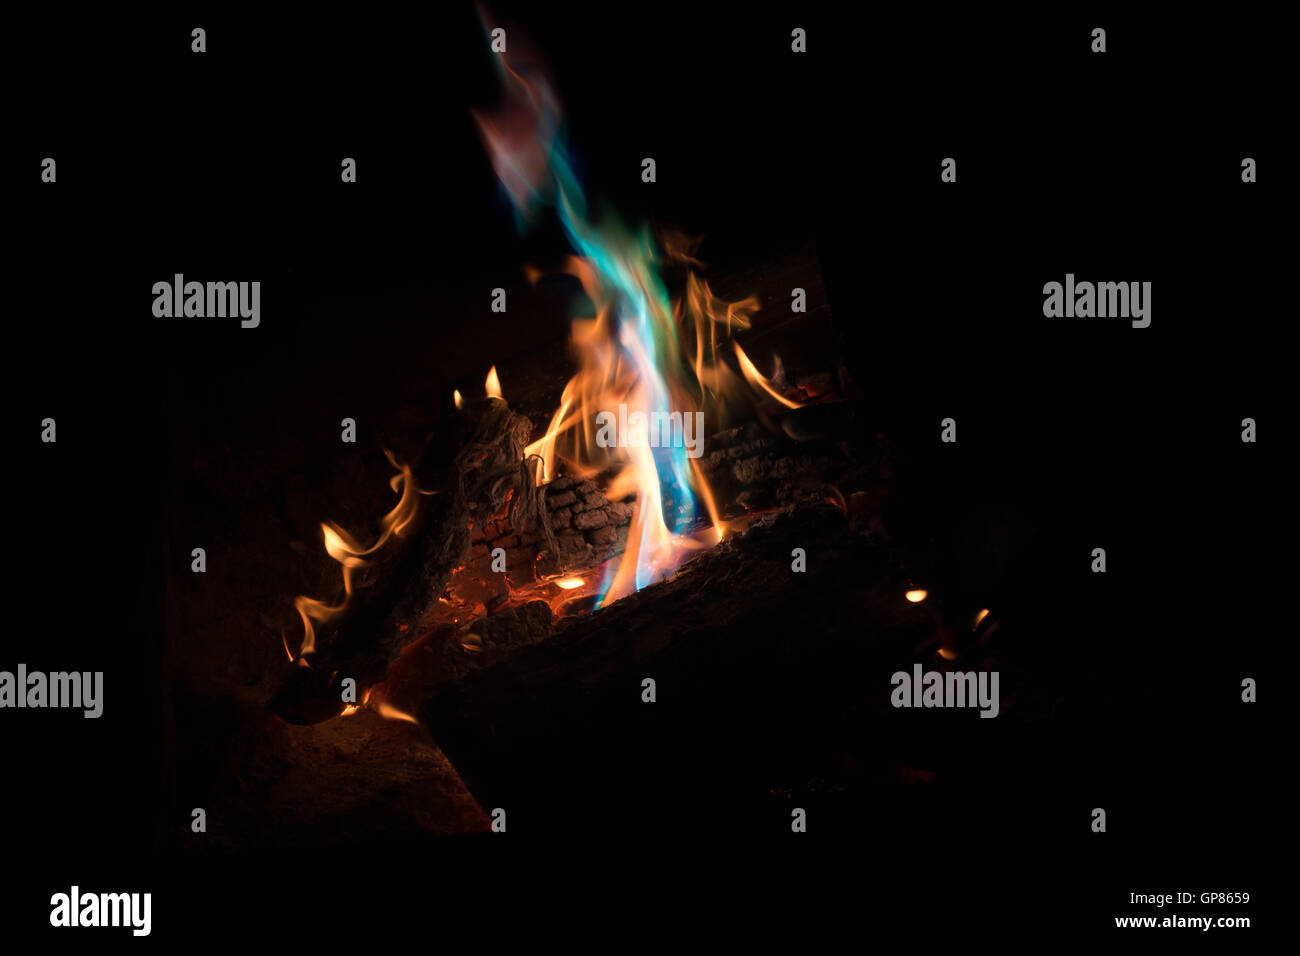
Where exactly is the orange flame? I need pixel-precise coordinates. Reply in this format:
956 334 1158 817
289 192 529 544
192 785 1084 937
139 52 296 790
734 342 803 409
292 451 424 659
374 700 419 725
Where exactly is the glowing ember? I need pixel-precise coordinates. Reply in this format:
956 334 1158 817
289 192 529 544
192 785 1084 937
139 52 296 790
553 576 584 590
905 589 928 603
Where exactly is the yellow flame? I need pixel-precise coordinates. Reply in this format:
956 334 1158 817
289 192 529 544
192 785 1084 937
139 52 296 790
292 453 423 658
974 608 990 627
905 589 928 603
734 342 803 409
453 389 464 410
485 366 502 399
554 576 584 590
524 396 572 484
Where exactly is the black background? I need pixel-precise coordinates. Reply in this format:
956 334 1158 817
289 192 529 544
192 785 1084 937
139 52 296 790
5 4 1283 942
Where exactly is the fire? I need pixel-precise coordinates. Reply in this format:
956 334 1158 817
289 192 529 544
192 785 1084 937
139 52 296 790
553 576 584 590
905 589 928 603
374 700 419 725
735 342 803 409
336 685 419 726
291 450 424 660
453 369 504 410
475 21 785 608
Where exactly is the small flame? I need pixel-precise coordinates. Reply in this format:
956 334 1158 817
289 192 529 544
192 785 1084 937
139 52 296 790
734 342 803 409
375 700 419 725
974 608 990 627
905 589 928 603
553 576 584 590
292 452 423 659
485 366 502 399
340 704 360 717
453 388 464 410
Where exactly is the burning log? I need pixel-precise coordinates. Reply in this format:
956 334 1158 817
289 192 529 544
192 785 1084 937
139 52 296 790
267 395 555 724
472 475 635 588
696 403 883 514
269 377 884 727
267 10 871 732
415 500 907 829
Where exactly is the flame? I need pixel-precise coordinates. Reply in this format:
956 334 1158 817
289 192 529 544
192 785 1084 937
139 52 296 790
477 24 775 608
553 576 584 590
974 608 990 627
485 365 502 399
734 342 803 409
291 451 423 659
375 699 419 725
905 589 928 603
453 389 464 410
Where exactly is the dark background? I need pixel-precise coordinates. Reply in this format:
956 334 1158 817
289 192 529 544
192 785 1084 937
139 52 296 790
6 4 1282 942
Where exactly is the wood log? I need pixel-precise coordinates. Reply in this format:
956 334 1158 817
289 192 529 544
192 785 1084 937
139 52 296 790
466 402 884 586
418 501 914 832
